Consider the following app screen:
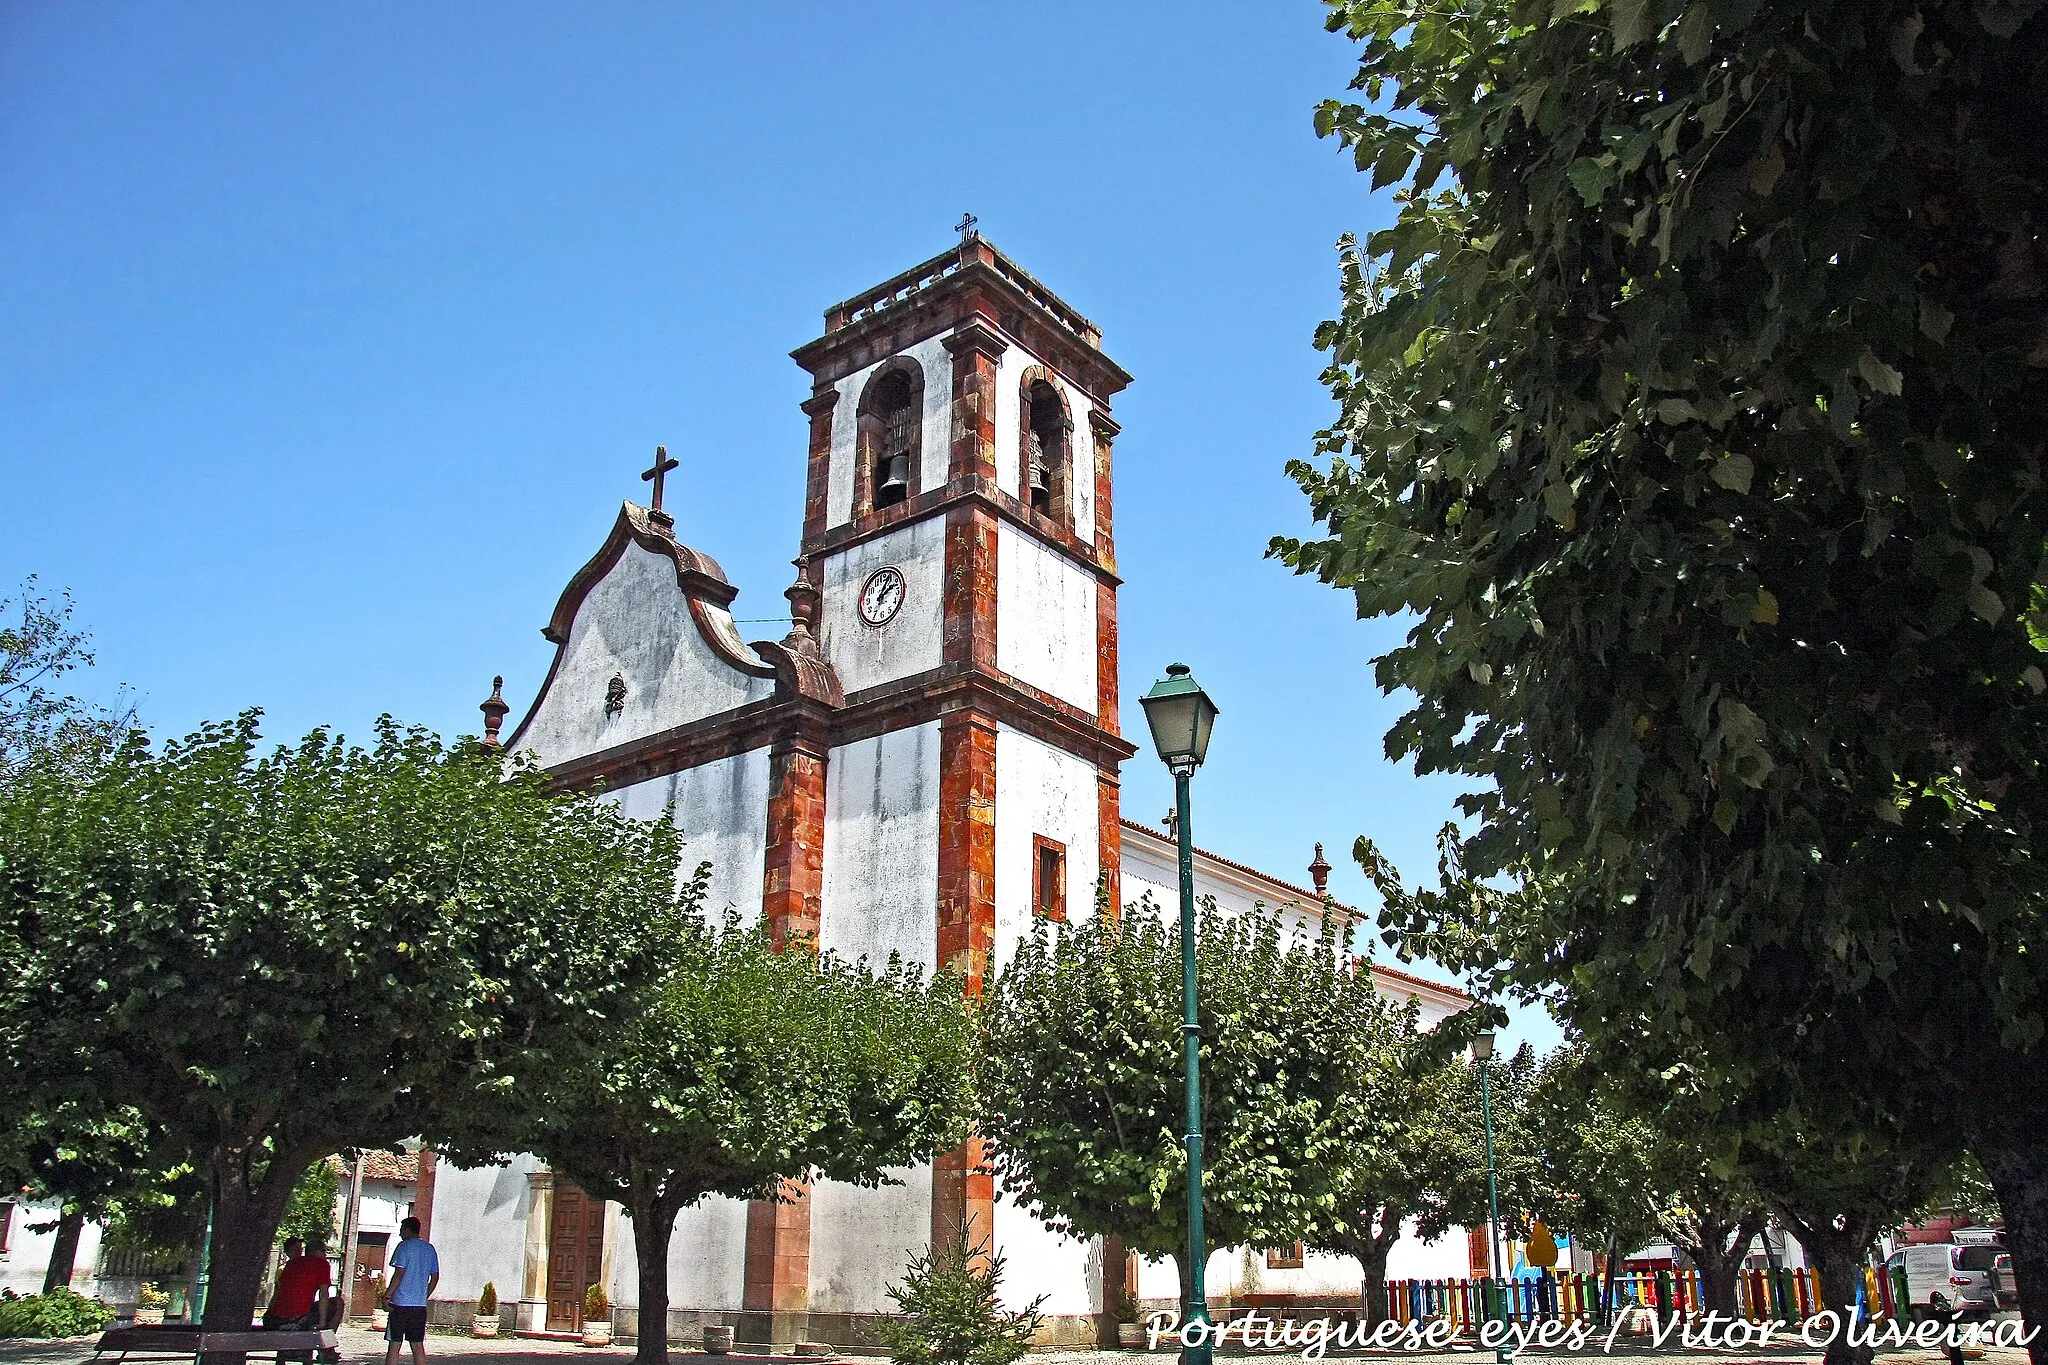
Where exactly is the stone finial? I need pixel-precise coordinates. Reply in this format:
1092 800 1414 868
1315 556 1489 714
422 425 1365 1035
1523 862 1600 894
1309 842 1332 896
784 558 821 642
479 675 509 747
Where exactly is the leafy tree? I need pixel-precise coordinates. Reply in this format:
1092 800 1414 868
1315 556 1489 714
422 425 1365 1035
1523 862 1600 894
1533 1046 1768 1318
978 898 1376 1312
466 903 976 1365
0 713 686 1334
0 577 130 780
1743 1117 1949 1338
1310 1006 1512 1326
879 1218 1046 1365
0 1100 188 1294
275 1157 339 1252
1274 0 2048 1352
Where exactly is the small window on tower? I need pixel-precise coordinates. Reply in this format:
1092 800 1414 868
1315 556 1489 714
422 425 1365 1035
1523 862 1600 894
873 370 916 510
1032 835 1067 922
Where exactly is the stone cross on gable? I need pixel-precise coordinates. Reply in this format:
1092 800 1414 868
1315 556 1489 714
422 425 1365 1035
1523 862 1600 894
641 444 680 514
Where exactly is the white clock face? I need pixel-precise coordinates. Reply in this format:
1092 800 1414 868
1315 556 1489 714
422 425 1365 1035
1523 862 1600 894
858 566 906 626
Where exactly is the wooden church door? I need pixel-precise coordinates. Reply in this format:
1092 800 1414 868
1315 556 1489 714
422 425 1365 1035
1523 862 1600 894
545 1183 607 1330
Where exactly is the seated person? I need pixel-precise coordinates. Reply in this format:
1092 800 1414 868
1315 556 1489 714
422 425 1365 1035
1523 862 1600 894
263 1238 333 1330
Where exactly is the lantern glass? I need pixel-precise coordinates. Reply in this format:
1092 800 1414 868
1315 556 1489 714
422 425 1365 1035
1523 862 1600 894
1471 1031 1496 1062
1139 663 1219 770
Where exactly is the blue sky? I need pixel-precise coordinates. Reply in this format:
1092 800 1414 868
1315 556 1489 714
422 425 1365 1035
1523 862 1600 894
0 3 1557 1052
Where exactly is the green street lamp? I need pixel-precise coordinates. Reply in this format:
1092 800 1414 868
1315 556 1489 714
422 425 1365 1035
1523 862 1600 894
1139 663 1220 1365
1473 1030 1511 1364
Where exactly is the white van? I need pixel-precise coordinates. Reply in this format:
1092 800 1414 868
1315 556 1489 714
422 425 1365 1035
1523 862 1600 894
1884 1243 2005 1320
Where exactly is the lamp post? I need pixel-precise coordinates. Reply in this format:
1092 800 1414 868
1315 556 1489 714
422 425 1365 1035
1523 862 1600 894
1473 1031 1511 1365
1139 663 1220 1365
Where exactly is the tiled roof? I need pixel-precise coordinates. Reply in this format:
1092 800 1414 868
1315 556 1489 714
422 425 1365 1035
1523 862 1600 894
326 1150 419 1184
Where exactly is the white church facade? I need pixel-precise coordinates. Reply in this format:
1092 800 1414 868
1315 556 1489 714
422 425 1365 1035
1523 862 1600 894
425 238 1476 1349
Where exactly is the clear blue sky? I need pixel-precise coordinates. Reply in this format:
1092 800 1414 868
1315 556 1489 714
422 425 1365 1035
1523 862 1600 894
0 3 1558 1053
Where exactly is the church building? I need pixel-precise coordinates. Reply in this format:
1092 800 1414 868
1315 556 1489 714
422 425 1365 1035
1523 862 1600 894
426 237 1474 1349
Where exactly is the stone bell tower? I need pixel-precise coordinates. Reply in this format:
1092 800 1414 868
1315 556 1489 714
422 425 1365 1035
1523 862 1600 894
780 234 1135 1329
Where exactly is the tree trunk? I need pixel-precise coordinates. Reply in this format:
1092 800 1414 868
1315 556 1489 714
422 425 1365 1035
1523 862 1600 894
630 1184 683 1365
201 1144 319 1363
1979 1137 2048 1365
1683 1212 1763 1318
1599 1234 1621 1328
1796 1228 1874 1365
1338 1203 1402 1328
42 1209 85 1294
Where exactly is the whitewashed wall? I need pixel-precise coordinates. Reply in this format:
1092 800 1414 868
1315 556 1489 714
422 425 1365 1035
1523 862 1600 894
808 1166 932 1317
818 519 947 697
994 523 1097 713
612 1195 748 1314
516 543 776 769
427 1158 534 1304
809 723 942 1315
607 749 771 922
991 725 1099 968
825 336 954 532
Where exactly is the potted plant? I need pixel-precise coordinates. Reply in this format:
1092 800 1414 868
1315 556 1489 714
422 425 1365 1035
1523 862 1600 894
580 1284 612 1348
1112 1290 1144 1349
135 1283 169 1327
472 1282 501 1338
371 1278 389 1333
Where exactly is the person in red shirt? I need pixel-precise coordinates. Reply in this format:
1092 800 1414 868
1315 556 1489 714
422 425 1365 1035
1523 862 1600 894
265 1238 333 1329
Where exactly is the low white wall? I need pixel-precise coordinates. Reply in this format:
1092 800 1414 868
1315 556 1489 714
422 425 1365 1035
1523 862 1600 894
611 1194 747 1313
808 1168 932 1316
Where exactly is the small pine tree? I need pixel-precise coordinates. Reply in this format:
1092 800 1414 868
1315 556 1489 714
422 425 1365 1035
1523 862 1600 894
477 1283 497 1317
583 1283 609 1320
879 1220 1045 1365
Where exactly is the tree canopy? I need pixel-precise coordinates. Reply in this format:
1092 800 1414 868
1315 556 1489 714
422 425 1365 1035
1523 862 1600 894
978 899 1379 1307
1275 0 2048 1349
482 899 976 1365
0 712 687 1330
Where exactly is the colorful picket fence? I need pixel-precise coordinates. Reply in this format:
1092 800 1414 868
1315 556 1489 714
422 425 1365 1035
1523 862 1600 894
1381 1264 1900 1328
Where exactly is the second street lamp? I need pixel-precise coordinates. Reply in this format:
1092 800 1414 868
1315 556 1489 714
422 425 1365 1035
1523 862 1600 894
1139 663 1219 1365
1473 1030 1511 1365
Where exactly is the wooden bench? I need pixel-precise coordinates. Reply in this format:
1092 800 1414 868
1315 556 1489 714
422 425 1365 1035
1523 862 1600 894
93 1325 339 1364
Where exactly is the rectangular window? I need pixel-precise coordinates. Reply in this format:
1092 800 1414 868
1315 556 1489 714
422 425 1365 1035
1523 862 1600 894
1032 835 1067 922
1266 1243 1304 1270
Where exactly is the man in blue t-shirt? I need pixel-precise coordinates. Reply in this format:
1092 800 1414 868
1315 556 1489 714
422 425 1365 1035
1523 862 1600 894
382 1217 440 1365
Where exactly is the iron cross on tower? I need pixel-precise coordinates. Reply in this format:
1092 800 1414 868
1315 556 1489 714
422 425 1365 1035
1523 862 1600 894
641 444 680 518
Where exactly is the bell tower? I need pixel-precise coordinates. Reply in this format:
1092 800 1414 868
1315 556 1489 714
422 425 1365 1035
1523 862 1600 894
785 235 1135 1318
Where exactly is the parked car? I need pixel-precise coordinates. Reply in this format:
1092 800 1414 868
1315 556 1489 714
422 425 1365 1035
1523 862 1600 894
1885 1243 2006 1320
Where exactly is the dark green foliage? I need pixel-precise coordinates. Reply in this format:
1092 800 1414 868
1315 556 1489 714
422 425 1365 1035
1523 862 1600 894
1275 0 2048 1351
477 1283 498 1317
0 1288 116 1339
0 712 689 1332
878 1219 1045 1365
978 899 1375 1304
